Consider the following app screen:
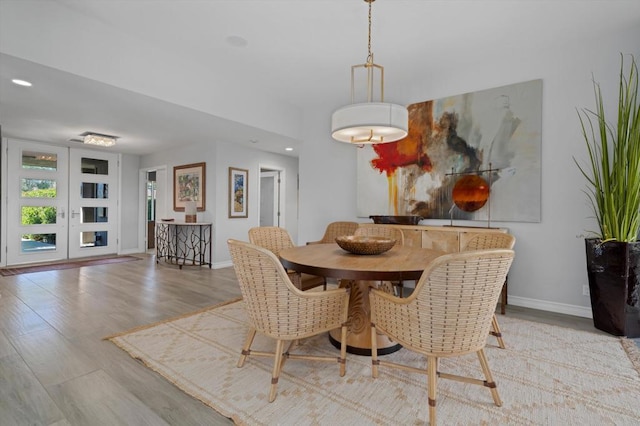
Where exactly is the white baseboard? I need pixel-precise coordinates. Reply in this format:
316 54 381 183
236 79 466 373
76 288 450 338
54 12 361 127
213 260 233 269
119 248 143 255
508 295 593 319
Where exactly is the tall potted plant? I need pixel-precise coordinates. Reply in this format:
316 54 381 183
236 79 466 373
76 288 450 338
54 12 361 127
576 54 640 337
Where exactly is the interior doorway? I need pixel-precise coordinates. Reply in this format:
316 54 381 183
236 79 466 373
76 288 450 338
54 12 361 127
141 166 167 253
259 168 284 227
146 171 157 249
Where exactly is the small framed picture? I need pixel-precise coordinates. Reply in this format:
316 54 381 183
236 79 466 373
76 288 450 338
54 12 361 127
173 162 206 211
229 167 248 218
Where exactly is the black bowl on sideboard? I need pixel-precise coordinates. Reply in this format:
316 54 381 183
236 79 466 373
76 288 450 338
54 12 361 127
369 215 423 225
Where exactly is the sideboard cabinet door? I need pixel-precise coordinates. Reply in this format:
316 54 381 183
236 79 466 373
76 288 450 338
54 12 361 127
422 230 459 253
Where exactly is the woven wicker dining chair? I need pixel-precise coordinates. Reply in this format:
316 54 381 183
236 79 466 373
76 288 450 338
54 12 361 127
354 223 405 245
307 221 360 244
461 232 516 349
355 224 406 296
370 249 515 426
227 239 350 402
248 226 326 290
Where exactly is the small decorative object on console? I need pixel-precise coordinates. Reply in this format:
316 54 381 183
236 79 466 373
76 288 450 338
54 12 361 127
185 200 197 223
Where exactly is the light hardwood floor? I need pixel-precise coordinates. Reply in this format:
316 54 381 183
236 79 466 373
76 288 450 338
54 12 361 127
0 254 636 425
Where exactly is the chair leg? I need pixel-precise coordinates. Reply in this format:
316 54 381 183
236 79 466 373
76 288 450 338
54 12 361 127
500 277 508 315
371 322 379 378
339 323 348 377
427 356 438 426
237 328 257 367
477 349 502 407
269 339 285 402
490 314 506 349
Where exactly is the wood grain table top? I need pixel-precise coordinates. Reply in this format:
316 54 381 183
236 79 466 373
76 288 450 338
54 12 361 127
279 243 444 281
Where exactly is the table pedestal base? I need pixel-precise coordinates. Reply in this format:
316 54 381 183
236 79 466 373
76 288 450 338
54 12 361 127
328 332 401 356
328 279 402 356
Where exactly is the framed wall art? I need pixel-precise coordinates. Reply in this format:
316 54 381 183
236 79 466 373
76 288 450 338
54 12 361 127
173 162 206 212
357 79 542 223
229 167 248 218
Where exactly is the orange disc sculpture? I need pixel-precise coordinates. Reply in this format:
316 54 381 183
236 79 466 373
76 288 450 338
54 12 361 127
452 175 489 212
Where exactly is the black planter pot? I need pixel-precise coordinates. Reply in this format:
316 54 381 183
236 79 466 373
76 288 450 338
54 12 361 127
585 238 640 337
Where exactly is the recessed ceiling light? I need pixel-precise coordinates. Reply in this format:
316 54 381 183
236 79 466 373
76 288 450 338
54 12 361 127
249 139 258 144
285 147 293 151
226 35 248 48
12 79 32 87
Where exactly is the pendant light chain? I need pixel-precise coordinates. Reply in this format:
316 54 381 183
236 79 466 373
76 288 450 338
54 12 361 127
367 0 373 65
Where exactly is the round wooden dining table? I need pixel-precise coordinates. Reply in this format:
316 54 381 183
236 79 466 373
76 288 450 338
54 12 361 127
279 243 443 355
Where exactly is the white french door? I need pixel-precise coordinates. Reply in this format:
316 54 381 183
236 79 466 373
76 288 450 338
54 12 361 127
68 148 118 258
5 140 119 265
6 142 69 265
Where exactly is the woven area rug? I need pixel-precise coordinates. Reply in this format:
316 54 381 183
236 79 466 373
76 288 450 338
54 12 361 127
0 255 141 276
108 300 640 425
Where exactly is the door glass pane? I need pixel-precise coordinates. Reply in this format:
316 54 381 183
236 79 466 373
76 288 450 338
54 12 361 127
81 207 108 223
81 231 108 247
22 151 57 171
21 179 57 198
21 206 57 225
81 182 108 199
81 157 109 175
147 181 156 221
21 233 56 252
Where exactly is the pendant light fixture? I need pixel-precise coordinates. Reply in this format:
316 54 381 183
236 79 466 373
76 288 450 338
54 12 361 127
331 0 408 144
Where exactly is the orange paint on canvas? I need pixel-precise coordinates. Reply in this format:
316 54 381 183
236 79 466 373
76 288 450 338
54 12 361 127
370 101 434 176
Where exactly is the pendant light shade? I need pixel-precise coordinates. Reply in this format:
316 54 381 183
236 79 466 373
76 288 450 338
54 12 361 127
331 0 408 145
332 102 408 143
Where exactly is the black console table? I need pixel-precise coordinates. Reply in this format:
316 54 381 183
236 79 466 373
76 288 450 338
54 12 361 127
156 221 212 269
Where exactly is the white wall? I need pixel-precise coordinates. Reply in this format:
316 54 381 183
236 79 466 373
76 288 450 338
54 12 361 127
140 141 299 267
213 142 299 267
298 26 640 318
119 153 141 253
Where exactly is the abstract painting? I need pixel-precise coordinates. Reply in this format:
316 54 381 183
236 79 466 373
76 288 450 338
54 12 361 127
357 79 542 223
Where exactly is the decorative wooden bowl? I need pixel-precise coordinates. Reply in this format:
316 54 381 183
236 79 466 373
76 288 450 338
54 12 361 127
335 235 396 255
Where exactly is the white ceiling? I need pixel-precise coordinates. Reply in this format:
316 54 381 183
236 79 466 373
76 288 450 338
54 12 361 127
1 0 639 157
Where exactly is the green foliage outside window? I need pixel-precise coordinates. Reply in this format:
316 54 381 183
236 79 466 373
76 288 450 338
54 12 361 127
22 186 56 198
21 187 57 243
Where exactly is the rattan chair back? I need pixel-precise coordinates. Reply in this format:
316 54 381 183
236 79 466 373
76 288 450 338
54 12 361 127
462 232 516 251
461 232 515 339
248 226 294 257
371 249 514 356
227 239 350 402
248 226 326 291
369 249 514 425
228 239 347 339
355 224 405 246
309 221 360 244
